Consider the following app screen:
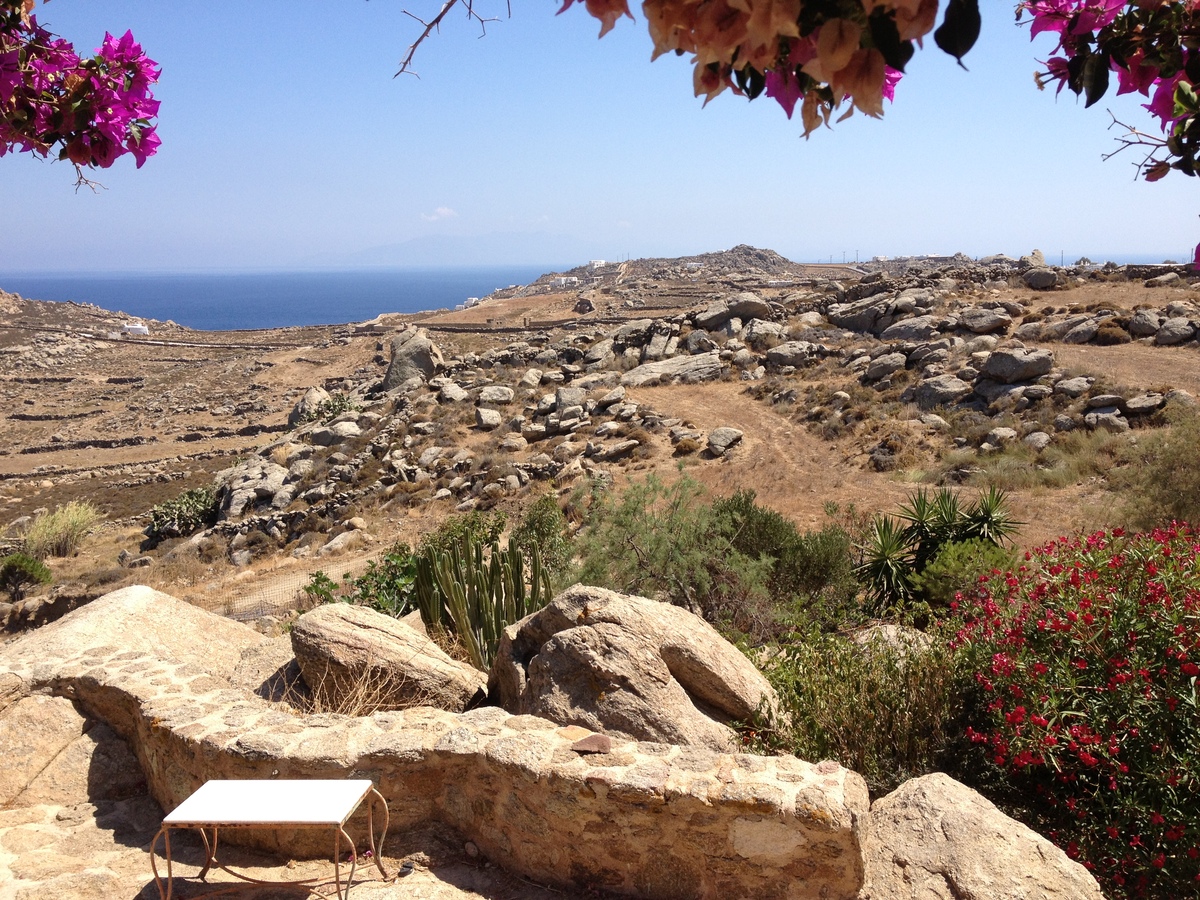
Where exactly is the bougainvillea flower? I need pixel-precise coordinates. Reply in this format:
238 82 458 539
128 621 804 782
764 65 802 118
1114 51 1159 97
1143 73 1184 130
883 66 903 102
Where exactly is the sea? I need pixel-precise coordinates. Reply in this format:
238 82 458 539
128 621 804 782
0 267 556 332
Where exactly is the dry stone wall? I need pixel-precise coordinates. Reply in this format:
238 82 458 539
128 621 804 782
1 586 869 900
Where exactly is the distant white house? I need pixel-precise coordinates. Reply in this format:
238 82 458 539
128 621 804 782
588 260 607 270
120 322 150 336
550 276 580 289
464 297 480 308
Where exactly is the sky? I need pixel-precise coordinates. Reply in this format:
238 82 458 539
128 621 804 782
0 0 1196 271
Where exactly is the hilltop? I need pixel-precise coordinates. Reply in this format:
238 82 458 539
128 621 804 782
1 246 1197 623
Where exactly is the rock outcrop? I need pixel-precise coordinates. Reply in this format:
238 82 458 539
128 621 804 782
382 326 444 390
290 603 486 713
859 773 1104 900
489 585 778 751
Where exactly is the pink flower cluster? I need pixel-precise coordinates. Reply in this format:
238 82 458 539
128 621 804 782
1021 0 1192 132
0 8 159 169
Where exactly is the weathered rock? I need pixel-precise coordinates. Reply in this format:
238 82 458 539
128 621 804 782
1022 267 1058 290
621 350 723 386
382 327 444 390
707 427 744 456
880 315 938 342
743 319 787 348
291 604 486 712
765 340 820 367
310 420 361 446
981 347 1054 384
287 386 331 427
475 407 502 430
684 329 717 354
1156 316 1196 345
1062 320 1099 344
478 385 515 405
0 695 86 806
1054 376 1091 398
1024 431 1052 452
860 773 1104 900
1129 309 1162 336
1145 271 1182 287
439 381 469 403
491 585 778 751
984 427 1017 446
1125 392 1165 415
914 375 973 410
865 352 906 382
957 307 1012 334
1085 407 1130 433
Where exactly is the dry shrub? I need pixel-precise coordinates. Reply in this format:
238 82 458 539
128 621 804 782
673 437 702 456
285 660 438 717
23 501 102 559
1095 323 1132 345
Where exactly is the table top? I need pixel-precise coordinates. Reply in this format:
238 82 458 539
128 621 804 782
164 780 375 828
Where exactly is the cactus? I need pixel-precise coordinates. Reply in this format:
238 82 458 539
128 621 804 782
414 535 551 671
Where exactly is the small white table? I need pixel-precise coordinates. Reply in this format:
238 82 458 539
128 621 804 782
150 779 390 900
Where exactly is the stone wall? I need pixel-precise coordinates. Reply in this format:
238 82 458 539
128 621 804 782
1 586 868 900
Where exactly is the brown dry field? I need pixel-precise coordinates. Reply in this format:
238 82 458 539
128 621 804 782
0 278 1192 599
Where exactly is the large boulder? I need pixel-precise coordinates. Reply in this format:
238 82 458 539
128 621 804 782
287 386 331 427
490 585 778 751
382 326 444 390
290 603 486 712
879 315 938 343
621 350 723 386
981 347 1054 384
913 374 973 410
860 773 1104 900
957 307 1012 334
766 340 820 368
0 585 263 683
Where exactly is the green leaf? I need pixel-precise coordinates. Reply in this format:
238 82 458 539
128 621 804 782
933 0 980 68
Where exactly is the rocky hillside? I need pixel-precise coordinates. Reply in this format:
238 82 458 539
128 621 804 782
1 248 1198 618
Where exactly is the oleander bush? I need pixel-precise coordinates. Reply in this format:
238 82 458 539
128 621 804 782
23 501 102 559
949 525 1200 899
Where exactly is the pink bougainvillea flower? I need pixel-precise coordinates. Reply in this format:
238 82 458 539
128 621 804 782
1143 73 1184 130
883 65 903 102
0 47 20 101
1114 51 1159 97
765 65 802 118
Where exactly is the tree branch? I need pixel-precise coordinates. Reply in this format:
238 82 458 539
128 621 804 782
395 0 510 79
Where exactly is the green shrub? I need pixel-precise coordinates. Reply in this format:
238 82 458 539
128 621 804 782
572 474 776 640
417 510 506 558
301 392 360 424
858 487 1019 615
711 490 860 631
1117 406 1200 530
0 552 52 602
758 629 962 795
909 538 1016 609
23 501 102 559
147 487 218 541
511 492 573 579
950 525 1200 899
302 542 419 618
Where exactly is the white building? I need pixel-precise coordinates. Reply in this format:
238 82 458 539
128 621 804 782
120 322 150 336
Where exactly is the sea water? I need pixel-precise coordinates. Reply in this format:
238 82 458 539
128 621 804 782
0 267 552 331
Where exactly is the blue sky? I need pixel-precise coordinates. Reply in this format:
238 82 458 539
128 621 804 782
1 0 1195 271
